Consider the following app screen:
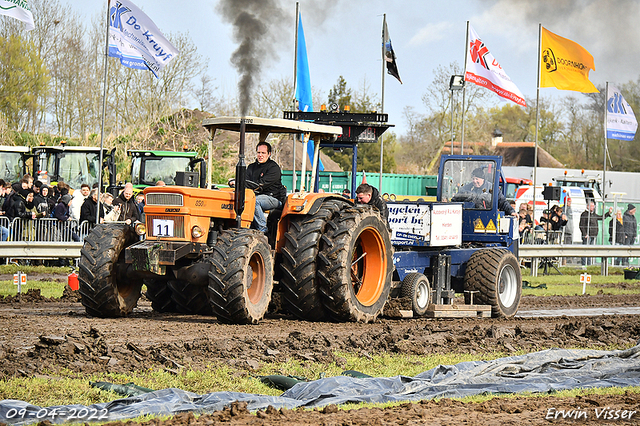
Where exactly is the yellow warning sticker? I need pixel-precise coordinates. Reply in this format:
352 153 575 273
474 218 485 233
485 219 497 233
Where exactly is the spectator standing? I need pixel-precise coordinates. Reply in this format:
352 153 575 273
34 185 54 218
579 201 612 266
563 197 574 244
609 209 625 266
112 183 140 225
623 204 637 266
342 188 351 199
80 188 105 227
101 192 121 222
0 179 8 241
54 194 80 242
69 183 90 221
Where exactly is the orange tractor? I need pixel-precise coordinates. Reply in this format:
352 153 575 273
78 114 394 324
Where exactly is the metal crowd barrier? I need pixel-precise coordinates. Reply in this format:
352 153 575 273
0 217 90 261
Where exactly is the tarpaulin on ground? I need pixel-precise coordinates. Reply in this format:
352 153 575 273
2 345 639 425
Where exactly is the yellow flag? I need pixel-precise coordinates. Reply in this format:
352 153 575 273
540 27 598 93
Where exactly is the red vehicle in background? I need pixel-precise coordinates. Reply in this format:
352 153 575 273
504 177 533 202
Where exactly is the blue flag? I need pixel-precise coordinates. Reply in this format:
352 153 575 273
295 13 324 171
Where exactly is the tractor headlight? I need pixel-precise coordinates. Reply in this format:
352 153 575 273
191 225 204 239
134 222 146 236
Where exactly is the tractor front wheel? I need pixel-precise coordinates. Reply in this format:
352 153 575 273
78 224 141 317
207 229 273 324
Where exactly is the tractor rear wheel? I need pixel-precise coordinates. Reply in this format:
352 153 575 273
144 279 177 313
317 206 393 322
280 199 346 321
78 224 141 317
169 279 214 315
463 248 521 318
401 273 431 317
208 229 273 324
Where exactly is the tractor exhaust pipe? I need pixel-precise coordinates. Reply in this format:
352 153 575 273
234 118 247 228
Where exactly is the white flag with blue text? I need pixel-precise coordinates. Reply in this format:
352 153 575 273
108 0 178 78
0 0 35 31
606 84 638 141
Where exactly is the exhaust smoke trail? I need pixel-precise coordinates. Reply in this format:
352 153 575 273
217 0 286 116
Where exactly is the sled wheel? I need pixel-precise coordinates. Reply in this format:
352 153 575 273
208 229 273 324
401 272 431 317
464 248 522 318
318 206 393 322
280 199 347 321
78 224 141 317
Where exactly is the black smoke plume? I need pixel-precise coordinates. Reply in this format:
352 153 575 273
217 0 286 116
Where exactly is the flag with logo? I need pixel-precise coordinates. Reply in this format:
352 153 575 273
295 12 323 171
383 20 402 84
540 27 598 93
464 25 526 106
108 0 179 78
606 84 638 141
0 0 35 31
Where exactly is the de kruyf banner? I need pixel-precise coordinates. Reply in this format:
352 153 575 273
464 24 526 106
108 0 179 78
607 84 638 141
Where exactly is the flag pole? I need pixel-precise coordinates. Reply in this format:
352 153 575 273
291 2 299 192
602 81 608 246
379 14 386 193
97 0 111 225
533 23 541 222
460 20 469 154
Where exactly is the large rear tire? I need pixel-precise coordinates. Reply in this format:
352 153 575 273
280 199 346 321
144 279 177 313
169 279 214 315
317 206 393 322
463 248 521 318
78 224 141 317
208 229 273 324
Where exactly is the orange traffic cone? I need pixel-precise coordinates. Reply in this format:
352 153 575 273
361 171 367 184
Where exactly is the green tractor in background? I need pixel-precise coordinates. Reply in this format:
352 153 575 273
128 150 208 194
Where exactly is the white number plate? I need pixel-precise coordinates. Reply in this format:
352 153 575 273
153 219 174 237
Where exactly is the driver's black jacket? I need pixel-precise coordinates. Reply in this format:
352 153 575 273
458 181 515 215
246 158 286 204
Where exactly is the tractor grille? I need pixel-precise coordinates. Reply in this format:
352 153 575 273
146 215 185 238
146 193 183 206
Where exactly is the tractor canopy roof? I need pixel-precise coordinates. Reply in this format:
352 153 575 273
128 150 199 158
0 146 29 153
202 116 343 141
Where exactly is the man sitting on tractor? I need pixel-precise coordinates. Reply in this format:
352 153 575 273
230 141 286 232
459 167 516 215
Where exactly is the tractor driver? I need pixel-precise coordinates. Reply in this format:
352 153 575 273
459 167 516 216
230 141 286 232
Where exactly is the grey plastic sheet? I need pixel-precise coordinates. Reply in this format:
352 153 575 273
2 345 639 425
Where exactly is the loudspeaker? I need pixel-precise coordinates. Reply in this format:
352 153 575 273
542 185 561 201
175 171 199 187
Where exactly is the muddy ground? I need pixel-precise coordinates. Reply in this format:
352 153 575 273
0 284 639 425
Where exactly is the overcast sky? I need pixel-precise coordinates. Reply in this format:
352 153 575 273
63 0 640 135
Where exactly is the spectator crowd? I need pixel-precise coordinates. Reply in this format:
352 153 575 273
0 174 144 243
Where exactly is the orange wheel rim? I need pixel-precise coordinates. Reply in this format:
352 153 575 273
350 226 387 306
247 251 265 304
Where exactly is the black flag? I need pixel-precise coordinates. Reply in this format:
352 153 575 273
383 20 402 84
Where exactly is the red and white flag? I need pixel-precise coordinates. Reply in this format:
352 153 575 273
464 25 526 107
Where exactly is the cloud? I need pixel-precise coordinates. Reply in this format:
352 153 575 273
409 21 453 46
